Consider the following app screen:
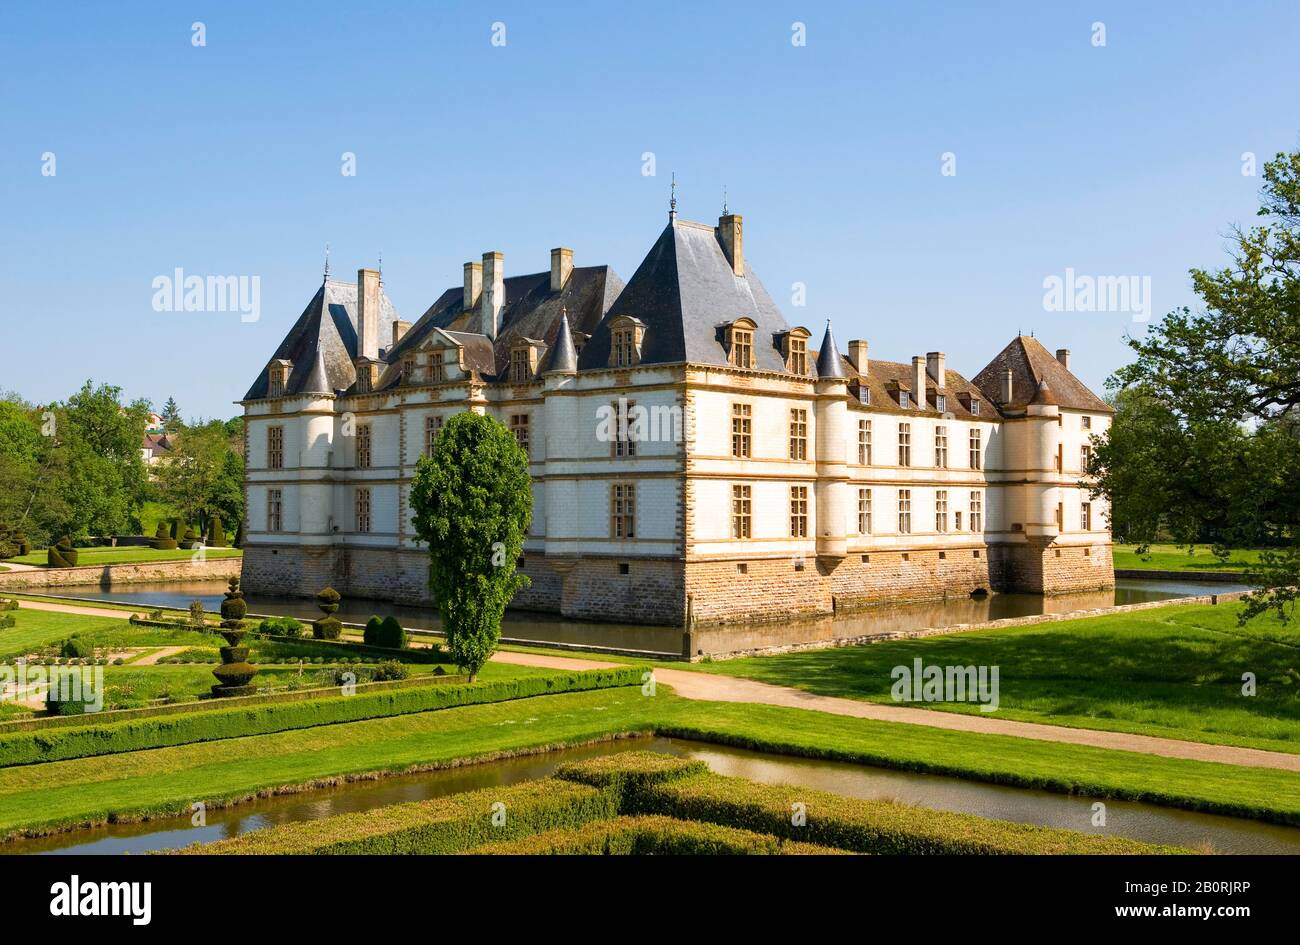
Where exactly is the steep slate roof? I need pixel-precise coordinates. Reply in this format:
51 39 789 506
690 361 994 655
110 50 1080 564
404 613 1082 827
390 265 623 380
243 279 400 399
814 323 847 379
822 355 998 419
972 335 1112 413
540 309 578 374
579 218 791 371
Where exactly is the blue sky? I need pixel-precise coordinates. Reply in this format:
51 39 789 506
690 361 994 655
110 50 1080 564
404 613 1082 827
2 0 1296 420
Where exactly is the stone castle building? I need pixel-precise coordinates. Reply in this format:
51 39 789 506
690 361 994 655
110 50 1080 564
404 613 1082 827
240 208 1114 627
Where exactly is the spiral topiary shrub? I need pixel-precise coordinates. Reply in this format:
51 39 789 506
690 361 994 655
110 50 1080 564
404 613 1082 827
48 536 79 567
150 522 177 550
312 587 343 640
180 527 200 550
212 577 256 697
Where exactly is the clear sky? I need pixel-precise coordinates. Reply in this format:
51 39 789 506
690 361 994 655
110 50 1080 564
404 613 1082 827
2 1 1296 420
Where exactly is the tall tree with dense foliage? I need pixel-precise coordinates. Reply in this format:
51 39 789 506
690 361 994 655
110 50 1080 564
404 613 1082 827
409 412 532 680
1108 148 1300 620
160 396 182 432
156 418 244 534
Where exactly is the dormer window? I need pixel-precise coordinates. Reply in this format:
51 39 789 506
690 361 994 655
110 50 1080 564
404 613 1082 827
899 390 911 409
402 356 416 382
510 348 531 384
267 360 291 398
779 327 811 375
429 350 446 383
970 400 980 417
935 394 946 414
723 318 757 369
607 316 646 368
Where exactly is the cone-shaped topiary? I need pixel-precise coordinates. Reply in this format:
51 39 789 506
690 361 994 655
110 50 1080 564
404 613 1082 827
212 576 256 697
170 517 185 540
48 536 79 567
312 586 343 640
180 527 199 550
151 521 178 550
205 514 225 547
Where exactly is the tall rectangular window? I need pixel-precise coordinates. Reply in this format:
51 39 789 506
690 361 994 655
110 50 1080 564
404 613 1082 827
858 487 872 534
858 419 872 465
510 349 530 384
732 484 752 539
970 491 983 532
612 400 637 458
935 490 948 533
1080 444 1092 473
611 483 636 538
898 423 912 467
731 403 752 458
1082 415 1092 430
424 415 442 457
790 485 809 537
1081 501 1092 531
267 425 284 470
511 414 530 455
356 423 372 469
788 336 807 374
267 368 285 398
935 426 948 468
267 488 282 532
429 353 446 383
969 429 982 470
789 408 808 460
355 488 371 533
613 328 636 367
731 330 753 369
897 489 912 534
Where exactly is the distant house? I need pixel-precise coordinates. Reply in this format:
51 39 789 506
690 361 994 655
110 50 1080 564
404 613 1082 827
145 412 165 433
141 432 175 470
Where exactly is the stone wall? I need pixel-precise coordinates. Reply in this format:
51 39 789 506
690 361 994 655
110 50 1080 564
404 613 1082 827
1001 540 1115 594
0 556 242 590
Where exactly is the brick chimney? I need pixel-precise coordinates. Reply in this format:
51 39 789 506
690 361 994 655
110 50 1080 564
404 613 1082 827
1056 348 1071 371
357 268 380 360
911 356 926 407
926 351 946 386
847 340 869 374
550 247 573 292
716 213 743 276
463 261 482 312
481 251 504 340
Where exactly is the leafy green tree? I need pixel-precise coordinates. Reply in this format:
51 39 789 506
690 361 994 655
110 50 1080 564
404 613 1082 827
156 419 230 530
409 412 531 680
1111 148 1300 620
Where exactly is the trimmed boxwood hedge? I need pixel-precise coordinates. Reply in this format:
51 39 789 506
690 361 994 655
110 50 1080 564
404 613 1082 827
186 778 619 855
465 814 848 855
0 667 644 767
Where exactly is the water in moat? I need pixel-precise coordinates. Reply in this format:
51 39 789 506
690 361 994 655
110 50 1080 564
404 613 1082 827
48 577 1249 657
6 737 1297 855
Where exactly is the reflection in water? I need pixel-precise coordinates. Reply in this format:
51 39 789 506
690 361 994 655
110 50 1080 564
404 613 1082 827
8 737 1298 856
49 578 1249 657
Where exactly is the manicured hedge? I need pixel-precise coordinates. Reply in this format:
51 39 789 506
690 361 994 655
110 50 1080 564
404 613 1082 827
465 814 848 855
187 779 619 855
574 753 1181 856
0 667 644 767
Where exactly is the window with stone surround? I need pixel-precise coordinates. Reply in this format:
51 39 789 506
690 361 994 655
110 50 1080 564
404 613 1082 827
970 491 983 531
510 348 532 385
612 400 637 458
731 403 752 458
732 484 752 539
424 415 442 457
790 485 809 537
511 414 530 456
935 426 948 468
267 426 284 470
356 423 372 469
898 422 912 467
1081 501 1092 531
897 488 912 533
789 408 808 460
782 329 810 375
1082 415 1092 430
355 488 371 533
858 487 872 534
429 351 446 383
858 419 872 465
969 428 982 469
267 488 282 532
610 483 636 539
935 489 948 533
728 326 754 369
1080 443 1092 474
608 316 645 368
402 356 416 382
267 364 288 398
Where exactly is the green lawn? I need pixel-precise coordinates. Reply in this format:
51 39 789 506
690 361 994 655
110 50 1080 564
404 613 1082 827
1 684 1297 839
7 546 242 567
690 602 1300 754
1112 543 1264 572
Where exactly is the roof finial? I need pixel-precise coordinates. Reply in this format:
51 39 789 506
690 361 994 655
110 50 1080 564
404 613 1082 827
323 243 330 282
669 172 678 221
378 251 383 285
722 185 728 216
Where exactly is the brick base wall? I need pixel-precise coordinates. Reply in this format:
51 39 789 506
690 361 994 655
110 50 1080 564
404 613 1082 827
1001 540 1115 595
0 556 242 590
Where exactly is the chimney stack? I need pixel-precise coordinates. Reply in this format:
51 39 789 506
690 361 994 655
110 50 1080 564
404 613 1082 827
463 261 482 313
911 356 926 407
1001 368 1014 404
550 247 573 293
392 321 411 347
847 340 869 374
357 268 381 360
1055 348 1071 371
481 251 504 339
717 213 743 276
926 351 946 386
